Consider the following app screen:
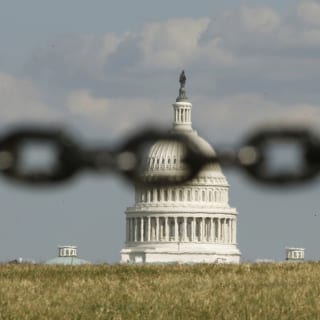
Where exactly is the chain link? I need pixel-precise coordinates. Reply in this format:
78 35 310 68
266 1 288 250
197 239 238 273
0 125 319 187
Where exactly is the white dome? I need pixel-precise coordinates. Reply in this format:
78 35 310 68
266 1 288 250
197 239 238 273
145 130 225 181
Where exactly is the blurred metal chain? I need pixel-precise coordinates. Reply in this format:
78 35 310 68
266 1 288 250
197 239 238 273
0 125 319 187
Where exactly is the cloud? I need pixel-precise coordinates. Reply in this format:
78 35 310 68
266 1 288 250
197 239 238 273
297 0 320 27
0 72 61 124
240 6 280 33
138 18 210 69
193 94 320 143
66 89 171 137
24 2 320 90
17 1 320 140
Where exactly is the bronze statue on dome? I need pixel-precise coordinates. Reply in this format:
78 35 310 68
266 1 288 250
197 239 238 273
179 70 186 88
177 70 188 101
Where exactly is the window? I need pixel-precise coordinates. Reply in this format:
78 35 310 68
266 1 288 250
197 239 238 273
172 190 176 201
187 190 191 201
164 189 168 201
179 190 183 201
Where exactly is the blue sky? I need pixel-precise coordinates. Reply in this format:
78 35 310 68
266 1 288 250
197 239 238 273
0 0 320 263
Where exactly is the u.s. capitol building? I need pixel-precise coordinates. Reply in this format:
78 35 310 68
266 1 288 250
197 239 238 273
120 72 241 264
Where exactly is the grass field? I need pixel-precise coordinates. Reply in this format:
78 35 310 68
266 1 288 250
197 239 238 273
0 262 320 320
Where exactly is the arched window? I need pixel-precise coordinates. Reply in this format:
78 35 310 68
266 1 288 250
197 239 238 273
164 189 168 201
172 190 176 201
179 190 183 201
157 189 161 201
209 190 212 201
195 190 198 201
187 190 191 201
202 190 205 201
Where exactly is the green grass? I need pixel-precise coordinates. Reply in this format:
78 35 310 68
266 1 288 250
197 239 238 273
0 263 320 319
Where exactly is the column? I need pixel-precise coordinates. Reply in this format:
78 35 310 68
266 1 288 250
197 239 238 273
183 217 187 241
232 219 236 244
131 218 134 242
165 217 169 241
228 219 232 243
200 217 204 242
126 218 129 242
155 217 159 241
147 217 151 241
191 217 195 242
140 217 144 242
133 218 137 242
210 218 214 242
225 219 229 243
217 218 221 242
221 219 225 243
174 217 178 241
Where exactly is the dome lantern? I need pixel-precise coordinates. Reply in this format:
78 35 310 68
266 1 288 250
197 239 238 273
172 70 193 132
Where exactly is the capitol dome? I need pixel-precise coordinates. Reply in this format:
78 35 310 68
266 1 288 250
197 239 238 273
120 71 241 264
145 133 223 180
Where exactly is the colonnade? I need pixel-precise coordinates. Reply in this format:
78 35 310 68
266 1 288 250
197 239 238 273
174 106 191 124
138 187 228 204
126 216 236 244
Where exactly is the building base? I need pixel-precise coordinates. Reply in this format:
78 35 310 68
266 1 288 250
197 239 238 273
120 243 241 264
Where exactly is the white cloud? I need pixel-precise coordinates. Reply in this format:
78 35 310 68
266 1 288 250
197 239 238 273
67 90 111 116
138 18 210 68
297 0 320 27
0 72 61 124
17 1 320 140
66 89 171 136
240 6 280 33
194 93 320 142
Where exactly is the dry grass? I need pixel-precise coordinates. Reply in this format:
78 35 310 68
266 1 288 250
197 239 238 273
0 263 320 319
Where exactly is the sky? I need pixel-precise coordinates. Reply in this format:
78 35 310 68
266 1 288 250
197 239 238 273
0 0 320 263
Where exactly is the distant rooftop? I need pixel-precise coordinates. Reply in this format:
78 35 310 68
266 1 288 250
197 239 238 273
45 245 90 265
